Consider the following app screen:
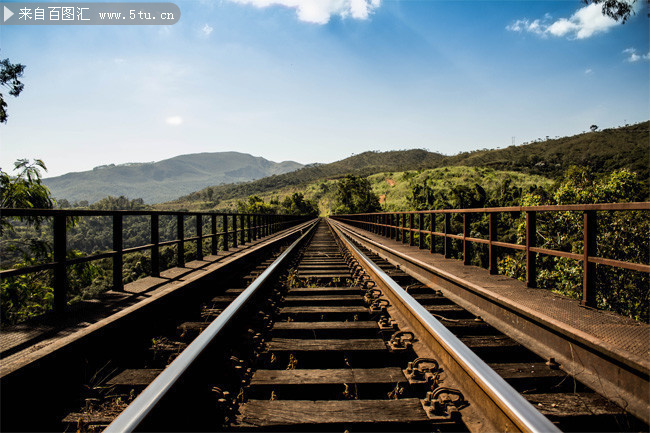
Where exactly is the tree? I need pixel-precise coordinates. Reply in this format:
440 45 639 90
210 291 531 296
590 124 598 132
332 175 381 214
0 54 26 124
281 192 318 216
584 0 636 23
0 159 54 234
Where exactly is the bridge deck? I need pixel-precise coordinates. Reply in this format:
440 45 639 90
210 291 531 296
339 223 649 369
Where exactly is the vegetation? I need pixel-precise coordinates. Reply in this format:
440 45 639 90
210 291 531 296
237 193 318 217
332 175 381 214
166 122 648 211
0 53 25 124
400 167 648 321
586 0 637 23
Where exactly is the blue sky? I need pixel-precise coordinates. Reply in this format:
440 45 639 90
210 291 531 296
1 0 648 177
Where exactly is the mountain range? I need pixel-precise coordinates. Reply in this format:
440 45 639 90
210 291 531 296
44 121 649 206
43 152 303 204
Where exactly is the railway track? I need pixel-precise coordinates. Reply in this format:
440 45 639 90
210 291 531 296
90 219 645 432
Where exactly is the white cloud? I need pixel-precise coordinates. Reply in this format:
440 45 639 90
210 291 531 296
584 68 593 75
227 0 381 24
507 2 625 40
165 116 183 126
623 47 650 62
201 23 213 37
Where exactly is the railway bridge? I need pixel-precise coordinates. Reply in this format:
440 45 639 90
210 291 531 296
0 204 648 432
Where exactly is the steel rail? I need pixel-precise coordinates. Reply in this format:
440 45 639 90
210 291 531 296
104 219 318 433
329 219 560 433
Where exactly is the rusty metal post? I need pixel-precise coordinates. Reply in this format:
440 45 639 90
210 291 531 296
463 213 471 265
418 213 424 249
429 213 435 254
53 214 67 314
409 213 415 246
402 213 406 243
526 211 536 288
232 214 238 248
196 214 203 260
211 214 218 255
177 214 185 267
151 214 160 277
583 210 597 306
394 214 398 240
223 214 229 251
489 212 497 275
239 215 245 245
113 213 124 291
444 213 451 259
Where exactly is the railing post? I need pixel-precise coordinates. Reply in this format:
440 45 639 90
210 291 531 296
444 213 451 259
248 214 252 242
401 213 406 243
223 214 229 251
463 212 471 265
53 214 67 314
583 210 597 306
489 212 497 275
526 211 536 288
429 213 435 254
232 214 238 248
252 215 258 241
409 213 415 246
177 213 185 267
393 214 397 240
196 214 203 260
151 214 160 277
242 215 246 244
113 213 124 291
418 213 424 249
211 214 218 255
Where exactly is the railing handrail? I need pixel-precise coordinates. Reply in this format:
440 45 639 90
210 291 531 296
0 208 278 217
331 201 650 308
1 208 310 316
334 201 650 216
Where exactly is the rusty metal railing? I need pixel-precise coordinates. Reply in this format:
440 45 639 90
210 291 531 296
331 202 650 307
0 208 309 314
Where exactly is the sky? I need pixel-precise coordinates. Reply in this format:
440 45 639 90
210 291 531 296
1 0 648 177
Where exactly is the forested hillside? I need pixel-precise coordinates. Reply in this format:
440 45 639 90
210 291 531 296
444 121 649 179
166 122 648 211
166 149 446 209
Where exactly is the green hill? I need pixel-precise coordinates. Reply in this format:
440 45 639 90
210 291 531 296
165 149 446 209
444 121 649 178
206 166 553 215
43 152 303 204
162 121 648 211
